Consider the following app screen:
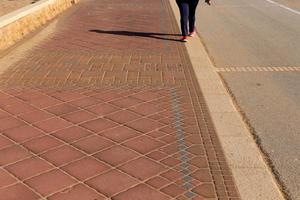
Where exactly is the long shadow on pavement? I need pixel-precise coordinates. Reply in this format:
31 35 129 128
89 29 182 42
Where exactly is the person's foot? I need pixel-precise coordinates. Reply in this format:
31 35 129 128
189 31 196 37
205 0 211 5
181 36 188 42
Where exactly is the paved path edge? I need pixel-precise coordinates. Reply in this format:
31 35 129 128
169 1 285 199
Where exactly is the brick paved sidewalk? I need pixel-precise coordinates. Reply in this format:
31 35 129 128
0 0 240 199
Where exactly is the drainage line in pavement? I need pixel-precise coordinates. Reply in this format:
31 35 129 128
171 88 196 199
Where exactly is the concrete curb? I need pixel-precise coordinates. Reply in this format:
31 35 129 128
0 0 79 51
169 1 285 199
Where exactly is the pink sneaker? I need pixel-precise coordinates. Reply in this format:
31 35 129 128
181 36 188 42
189 31 196 37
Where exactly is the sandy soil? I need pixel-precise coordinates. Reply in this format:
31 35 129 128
0 0 39 17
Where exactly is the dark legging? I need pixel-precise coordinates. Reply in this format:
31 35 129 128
176 0 199 36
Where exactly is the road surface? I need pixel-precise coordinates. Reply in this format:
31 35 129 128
195 0 300 199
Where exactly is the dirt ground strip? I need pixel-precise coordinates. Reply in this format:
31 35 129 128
0 0 39 17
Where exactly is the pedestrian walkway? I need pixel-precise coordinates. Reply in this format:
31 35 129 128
0 0 240 199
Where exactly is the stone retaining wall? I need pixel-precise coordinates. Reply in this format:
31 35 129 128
0 0 79 51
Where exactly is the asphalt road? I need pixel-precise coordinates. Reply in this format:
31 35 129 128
195 0 300 199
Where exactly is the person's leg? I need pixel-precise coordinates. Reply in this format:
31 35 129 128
176 0 189 36
188 0 199 34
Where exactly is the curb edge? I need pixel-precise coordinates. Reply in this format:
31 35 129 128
168 1 286 199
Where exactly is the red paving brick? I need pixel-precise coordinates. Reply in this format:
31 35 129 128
18 109 54 124
86 170 138 197
25 170 76 196
26 96 62 109
105 110 141 124
131 91 162 101
110 97 143 108
0 110 9 119
69 97 101 109
73 135 114 154
62 157 109 181
146 176 170 189
48 184 106 200
0 117 26 132
119 157 166 181
94 145 139 166
40 145 84 167
125 118 164 133
123 135 164 154
61 110 97 124
0 169 17 188
0 183 39 200
3 125 44 143
6 157 53 180
112 184 169 200
98 126 139 143
0 145 32 166
1 102 35 115
22 135 63 154
129 102 162 116
161 183 186 197
45 103 79 116
0 135 13 150
80 118 118 133
0 0 240 199
147 151 169 161
85 103 119 116
33 117 72 133
192 184 217 198
51 126 92 143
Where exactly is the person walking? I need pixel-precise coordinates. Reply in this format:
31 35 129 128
176 0 211 42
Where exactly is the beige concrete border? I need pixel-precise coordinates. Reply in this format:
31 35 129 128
0 0 79 51
169 1 285 199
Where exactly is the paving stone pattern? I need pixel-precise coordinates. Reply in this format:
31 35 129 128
0 0 240 199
